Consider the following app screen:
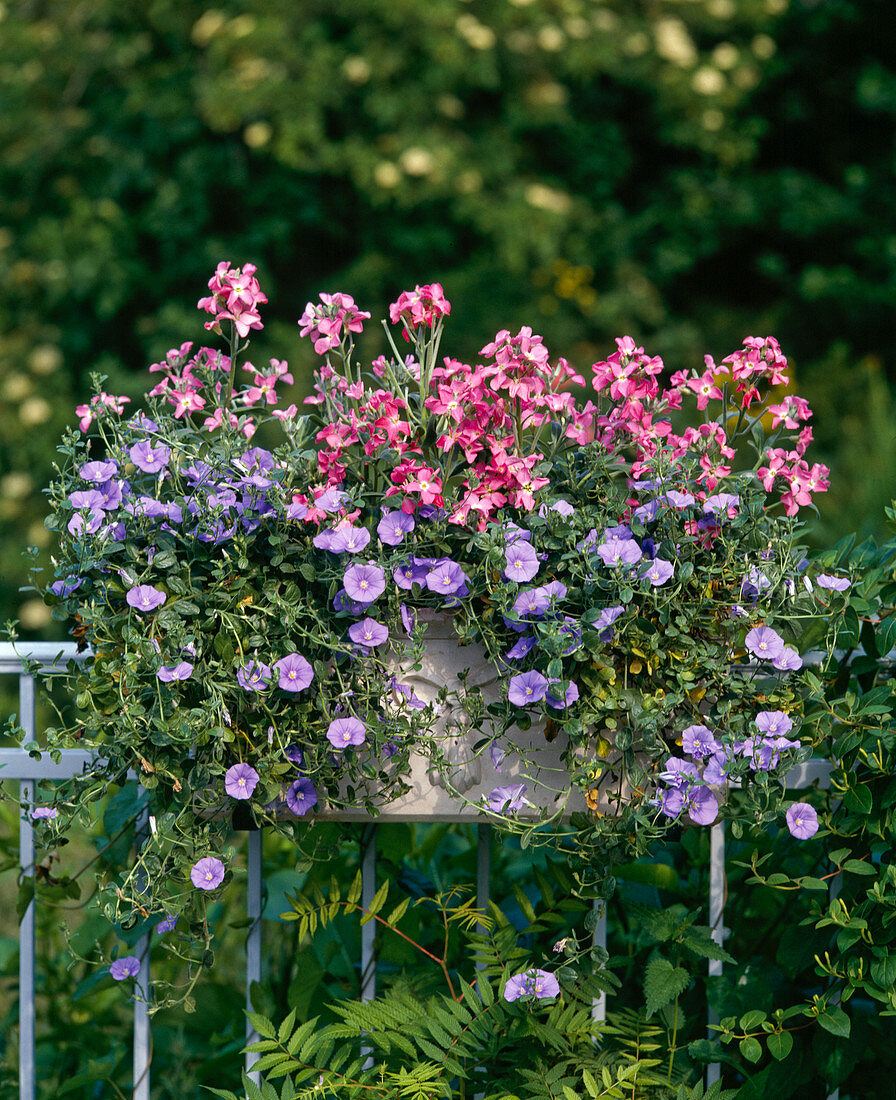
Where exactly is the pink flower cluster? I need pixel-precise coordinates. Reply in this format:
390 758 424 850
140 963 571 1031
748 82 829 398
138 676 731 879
146 338 293 440
299 293 371 356
591 335 829 511
75 391 131 433
303 304 598 524
388 283 450 335
197 261 267 338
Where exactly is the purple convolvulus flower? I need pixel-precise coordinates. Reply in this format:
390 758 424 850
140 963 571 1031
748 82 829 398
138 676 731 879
377 509 415 545
546 679 579 709
343 563 386 604
400 603 416 635
157 661 193 682
577 529 599 553
285 501 309 520
314 488 348 512
659 757 700 786
786 802 819 839
504 540 540 583
503 969 560 1002
129 440 171 473
664 490 695 508
658 787 686 818
237 660 272 692
50 576 82 597
224 762 259 799
327 717 367 748
558 617 582 655
597 538 642 569
330 525 371 554
31 807 57 820
313 528 337 550
755 711 793 736
632 499 660 523
190 856 225 890
502 521 531 543
507 671 549 706
513 588 551 619
772 646 802 672
156 914 177 934
703 493 739 514
685 785 719 826
703 754 729 785
506 635 537 660
817 574 851 591
490 743 506 769
641 557 674 586
284 744 304 766
126 585 166 613
487 784 527 813
333 589 367 615
425 559 467 595
80 459 119 482
393 559 429 589
594 605 625 638
682 724 718 758
69 489 105 510
109 956 141 980
239 447 275 471
741 569 771 601
68 509 103 536
745 626 785 660
97 481 124 510
286 776 318 815
348 618 389 648
274 653 314 691
391 679 426 709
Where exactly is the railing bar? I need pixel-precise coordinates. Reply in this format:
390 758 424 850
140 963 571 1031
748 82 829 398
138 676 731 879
19 778 36 1100
360 825 377 1072
475 824 491 978
591 900 607 1026
706 821 726 1088
18 671 36 1100
245 828 264 1084
361 825 377 1002
133 797 151 1100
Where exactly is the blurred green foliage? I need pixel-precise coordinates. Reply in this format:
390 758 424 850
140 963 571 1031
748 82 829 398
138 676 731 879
3 0 896 635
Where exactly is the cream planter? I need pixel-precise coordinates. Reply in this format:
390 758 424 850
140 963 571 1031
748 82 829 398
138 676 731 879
317 612 588 822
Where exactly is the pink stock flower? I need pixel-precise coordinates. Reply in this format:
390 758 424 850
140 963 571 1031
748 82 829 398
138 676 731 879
389 284 450 331
198 261 267 337
75 392 131 433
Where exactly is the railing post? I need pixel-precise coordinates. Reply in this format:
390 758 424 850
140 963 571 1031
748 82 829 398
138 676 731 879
133 797 151 1100
18 671 36 1100
475 824 491 979
245 827 264 1084
360 824 377 1003
706 820 726 1088
591 899 607 1027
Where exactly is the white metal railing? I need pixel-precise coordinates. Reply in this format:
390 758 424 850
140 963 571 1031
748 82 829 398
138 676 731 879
0 642 837 1098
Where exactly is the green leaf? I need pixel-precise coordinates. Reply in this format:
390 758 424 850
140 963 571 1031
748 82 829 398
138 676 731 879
739 1037 763 1063
842 859 876 875
871 955 896 988
739 1010 767 1031
817 1005 851 1039
644 957 690 1018
277 1007 297 1045
766 1031 793 1061
360 880 389 925
844 785 873 815
386 898 410 925
346 870 363 907
246 1012 277 1041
